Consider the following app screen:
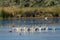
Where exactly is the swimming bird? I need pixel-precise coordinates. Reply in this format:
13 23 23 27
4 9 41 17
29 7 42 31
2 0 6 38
45 17 48 20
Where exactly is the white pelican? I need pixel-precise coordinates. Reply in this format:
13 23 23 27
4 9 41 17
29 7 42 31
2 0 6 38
39 27 42 32
52 28 56 32
16 28 21 32
22 27 27 33
45 17 48 20
30 27 34 32
12 27 21 33
46 27 48 32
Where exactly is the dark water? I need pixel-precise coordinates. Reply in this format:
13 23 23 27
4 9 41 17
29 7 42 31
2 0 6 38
0 18 60 40
0 18 60 25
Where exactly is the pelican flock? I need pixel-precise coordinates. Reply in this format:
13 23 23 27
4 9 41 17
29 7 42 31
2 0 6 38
12 27 57 33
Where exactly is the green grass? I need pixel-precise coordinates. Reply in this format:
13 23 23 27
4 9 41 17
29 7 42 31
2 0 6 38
0 6 60 19
0 7 60 14
20 7 60 13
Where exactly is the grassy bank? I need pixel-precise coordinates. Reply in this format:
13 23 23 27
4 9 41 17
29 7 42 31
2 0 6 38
3 7 60 13
0 7 60 19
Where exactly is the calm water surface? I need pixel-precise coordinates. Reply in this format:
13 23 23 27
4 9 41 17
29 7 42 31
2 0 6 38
0 18 60 40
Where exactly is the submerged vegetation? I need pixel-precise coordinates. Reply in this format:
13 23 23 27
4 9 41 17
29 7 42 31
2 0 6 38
0 0 60 19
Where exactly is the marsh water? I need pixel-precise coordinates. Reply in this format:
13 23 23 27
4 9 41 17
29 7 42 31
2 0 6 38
0 18 60 40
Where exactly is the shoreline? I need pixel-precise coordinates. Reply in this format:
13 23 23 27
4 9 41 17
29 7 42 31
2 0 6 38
0 17 60 20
